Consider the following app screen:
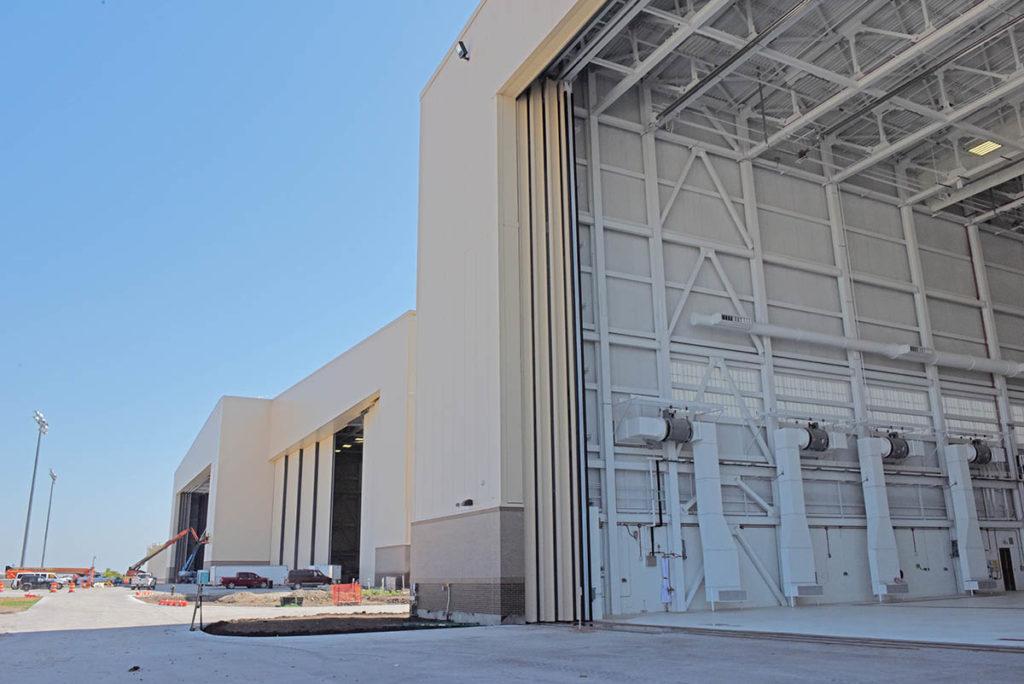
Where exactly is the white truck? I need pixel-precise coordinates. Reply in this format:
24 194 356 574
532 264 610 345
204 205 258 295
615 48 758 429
128 571 157 589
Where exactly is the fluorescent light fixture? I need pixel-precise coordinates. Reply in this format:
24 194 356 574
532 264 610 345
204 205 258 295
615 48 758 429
355 437 363 443
969 140 1002 156
342 444 352 449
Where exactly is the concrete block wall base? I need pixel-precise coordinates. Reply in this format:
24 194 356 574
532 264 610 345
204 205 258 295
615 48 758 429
414 581 525 622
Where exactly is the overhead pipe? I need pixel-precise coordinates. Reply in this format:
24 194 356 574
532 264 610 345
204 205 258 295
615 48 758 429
691 312 1024 377
690 312 909 358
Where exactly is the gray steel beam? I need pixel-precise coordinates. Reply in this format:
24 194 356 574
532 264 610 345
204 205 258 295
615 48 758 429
747 0 1014 160
593 0 733 116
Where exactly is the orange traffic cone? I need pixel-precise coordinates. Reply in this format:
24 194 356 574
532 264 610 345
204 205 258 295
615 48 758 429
68 582 75 593
50 583 58 593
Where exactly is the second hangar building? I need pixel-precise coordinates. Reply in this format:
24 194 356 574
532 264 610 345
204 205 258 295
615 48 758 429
171 0 1024 624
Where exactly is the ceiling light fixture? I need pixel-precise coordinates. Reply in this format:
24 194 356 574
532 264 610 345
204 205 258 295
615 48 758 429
969 140 1002 156
342 444 352 449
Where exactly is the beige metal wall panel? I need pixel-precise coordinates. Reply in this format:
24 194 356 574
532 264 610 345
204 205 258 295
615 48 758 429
269 456 285 565
295 442 316 568
313 439 333 565
212 398 273 565
412 0 602 623
280 453 297 570
414 0 601 522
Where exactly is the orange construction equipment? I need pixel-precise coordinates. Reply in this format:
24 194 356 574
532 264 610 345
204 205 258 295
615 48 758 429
126 528 206 578
330 583 362 605
5 566 92 580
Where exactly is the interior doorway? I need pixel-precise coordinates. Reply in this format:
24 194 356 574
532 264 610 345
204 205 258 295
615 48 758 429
999 548 1016 591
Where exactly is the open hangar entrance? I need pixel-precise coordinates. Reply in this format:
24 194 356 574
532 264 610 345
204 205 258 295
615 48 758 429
329 415 364 582
172 468 210 576
519 0 1024 621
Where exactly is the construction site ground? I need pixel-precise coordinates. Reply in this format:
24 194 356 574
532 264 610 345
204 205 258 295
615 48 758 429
134 586 409 608
1 587 1022 683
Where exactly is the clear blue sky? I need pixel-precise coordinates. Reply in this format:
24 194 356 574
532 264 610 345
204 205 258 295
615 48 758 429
0 0 477 573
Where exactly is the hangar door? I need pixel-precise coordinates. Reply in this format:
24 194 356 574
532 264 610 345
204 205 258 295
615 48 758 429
516 79 592 624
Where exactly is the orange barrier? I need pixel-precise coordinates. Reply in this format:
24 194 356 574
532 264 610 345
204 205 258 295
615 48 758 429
331 583 362 605
158 599 188 607
49 583 58 593
68 583 74 593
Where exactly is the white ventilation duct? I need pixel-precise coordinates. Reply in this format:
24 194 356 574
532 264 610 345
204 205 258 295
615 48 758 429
691 313 1024 377
966 440 993 465
617 415 694 444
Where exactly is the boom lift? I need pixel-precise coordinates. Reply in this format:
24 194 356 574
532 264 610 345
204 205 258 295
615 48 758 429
176 536 207 582
126 528 208 578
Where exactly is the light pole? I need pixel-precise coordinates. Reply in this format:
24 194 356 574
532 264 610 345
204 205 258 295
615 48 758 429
19 411 48 568
40 470 58 567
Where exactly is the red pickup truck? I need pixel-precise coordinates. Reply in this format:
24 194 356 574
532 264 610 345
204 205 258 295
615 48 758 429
220 572 272 589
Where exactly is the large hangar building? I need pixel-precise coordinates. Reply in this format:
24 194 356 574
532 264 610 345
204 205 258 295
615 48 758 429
170 0 1024 627
168 312 415 585
413 0 1024 623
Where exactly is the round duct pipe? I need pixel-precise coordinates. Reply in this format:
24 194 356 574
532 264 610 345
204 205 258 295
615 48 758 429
664 416 694 444
881 433 910 460
800 423 830 452
968 440 992 465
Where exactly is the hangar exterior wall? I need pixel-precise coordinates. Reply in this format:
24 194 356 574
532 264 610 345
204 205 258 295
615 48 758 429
412 0 603 622
211 398 273 565
268 311 416 583
169 313 416 584
168 396 273 576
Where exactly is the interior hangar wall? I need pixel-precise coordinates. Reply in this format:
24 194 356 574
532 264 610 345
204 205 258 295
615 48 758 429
576 70 1024 616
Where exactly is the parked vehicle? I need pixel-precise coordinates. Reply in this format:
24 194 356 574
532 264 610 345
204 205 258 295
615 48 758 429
176 570 197 584
220 572 272 589
128 572 157 589
12 572 56 591
285 568 332 590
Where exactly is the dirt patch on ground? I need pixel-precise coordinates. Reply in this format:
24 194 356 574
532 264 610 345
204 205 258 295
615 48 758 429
203 613 465 637
215 589 333 606
213 589 409 607
136 588 410 608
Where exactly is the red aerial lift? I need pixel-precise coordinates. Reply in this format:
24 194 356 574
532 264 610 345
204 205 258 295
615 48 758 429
126 528 208 578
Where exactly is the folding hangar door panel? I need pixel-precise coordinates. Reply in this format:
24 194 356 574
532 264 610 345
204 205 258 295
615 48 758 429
516 79 591 624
